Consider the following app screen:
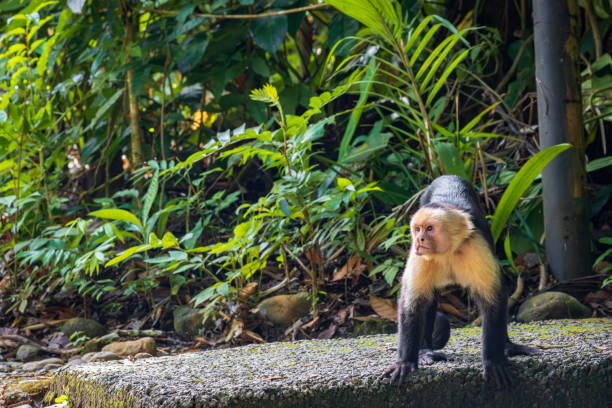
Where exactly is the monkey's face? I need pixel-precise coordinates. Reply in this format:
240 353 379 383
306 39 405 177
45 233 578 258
411 222 450 256
410 206 474 257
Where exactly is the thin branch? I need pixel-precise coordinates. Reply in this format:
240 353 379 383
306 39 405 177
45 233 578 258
146 4 328 20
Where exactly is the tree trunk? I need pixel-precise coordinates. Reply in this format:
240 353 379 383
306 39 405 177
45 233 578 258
122 4 144 167
532 0 591 280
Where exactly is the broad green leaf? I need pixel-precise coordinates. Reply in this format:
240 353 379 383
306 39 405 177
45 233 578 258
36 32 56 76
337 177 353 190
278 197 291 218
0 0 23 12
89 209 143 228
491 144 572 242
250 14 288 53
161 232 180 248
234 221 251 239
435 142 468 180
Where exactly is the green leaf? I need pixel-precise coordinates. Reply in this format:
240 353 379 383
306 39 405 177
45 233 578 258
324 0 400 46
161 232 180 248
459 102 501 135
587 155 612 173
339 57 377 162
342 120 391 163
89 209 143 229
426 48 469 106
278 197 291 218
84 89 123 132
435 142 468 180
504 232 520 275
491 144 572 242
105 244 151 267
142 165 159 223
250 14 288 53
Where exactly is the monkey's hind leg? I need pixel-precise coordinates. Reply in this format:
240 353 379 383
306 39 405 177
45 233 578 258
478 294 513 387
419 306 450 365
506 340 541 356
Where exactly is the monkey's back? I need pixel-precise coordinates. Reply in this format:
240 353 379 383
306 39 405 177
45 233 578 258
420 175 494 247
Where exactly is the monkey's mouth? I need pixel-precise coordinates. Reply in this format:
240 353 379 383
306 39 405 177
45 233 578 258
415 245 429 255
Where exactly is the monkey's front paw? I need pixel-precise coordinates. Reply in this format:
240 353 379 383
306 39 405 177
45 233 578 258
483 360 513 387
418 349 448 365
382 361 417 384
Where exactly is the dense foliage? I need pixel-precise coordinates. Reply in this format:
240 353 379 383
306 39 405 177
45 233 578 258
0 0 610 341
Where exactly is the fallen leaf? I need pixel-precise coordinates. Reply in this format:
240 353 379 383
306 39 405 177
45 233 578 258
317 323 337 339
242 329 265 343
333 254 360 281
335 305 353 325
369 295 397 321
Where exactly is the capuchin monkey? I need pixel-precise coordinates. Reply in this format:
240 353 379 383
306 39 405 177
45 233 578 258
383 175 539 387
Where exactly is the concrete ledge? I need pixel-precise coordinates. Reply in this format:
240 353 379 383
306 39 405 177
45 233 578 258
50 319 611 408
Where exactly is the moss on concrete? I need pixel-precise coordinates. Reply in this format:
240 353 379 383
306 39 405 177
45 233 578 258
50 318 611 408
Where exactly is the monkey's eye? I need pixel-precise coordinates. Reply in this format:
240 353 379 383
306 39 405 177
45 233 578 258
426 225 433 232
415 227 420 232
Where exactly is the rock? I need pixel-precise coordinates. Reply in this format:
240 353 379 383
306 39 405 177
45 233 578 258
82 332 119 353
15 344 43 361
254 292 311 326
65 358 87 366
517 291 592 322
61 317 107 338
82 351 121 362
101 337 156 357
11 404 33 408
173 306 211 338
80 352 97 362
43 363 63 371
21 358 64 372
3 376 52 405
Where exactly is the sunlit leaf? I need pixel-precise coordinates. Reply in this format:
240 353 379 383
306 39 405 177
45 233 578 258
491 144 572 242
89 209 142 229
